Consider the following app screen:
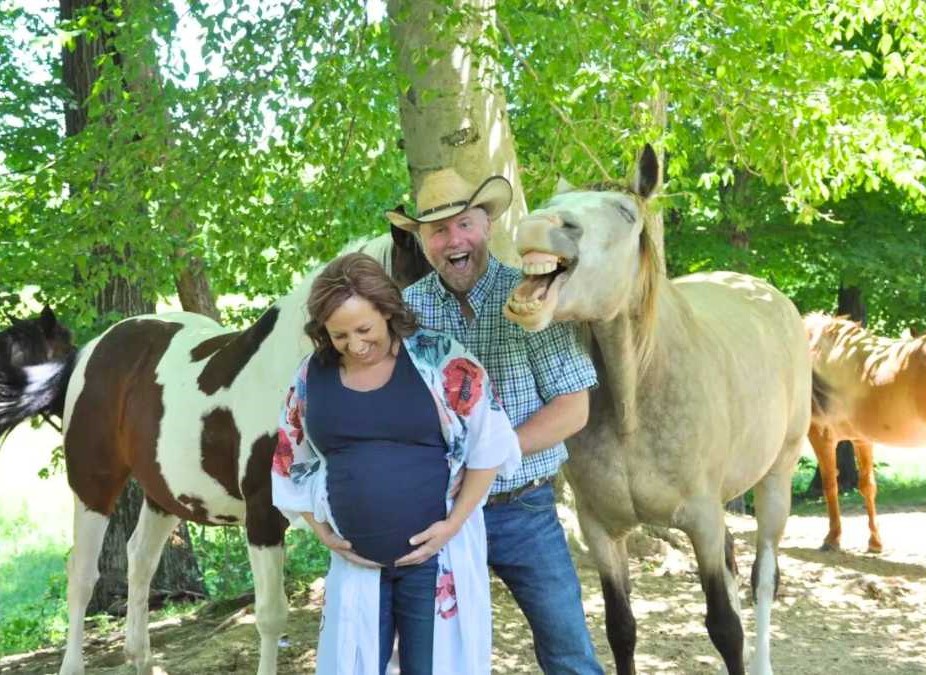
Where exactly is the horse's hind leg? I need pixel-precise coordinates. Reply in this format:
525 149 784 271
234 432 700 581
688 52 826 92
854 439 882 553
808 424 841 551
681 499 744 675
59 499 110 675
124 499 180 673
749 462 794 675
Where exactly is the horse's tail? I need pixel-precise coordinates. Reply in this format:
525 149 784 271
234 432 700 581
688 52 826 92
810 368 832 419
0 350 76 437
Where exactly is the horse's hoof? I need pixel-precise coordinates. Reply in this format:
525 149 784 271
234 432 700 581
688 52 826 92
819 541 840 552
867 544 883 554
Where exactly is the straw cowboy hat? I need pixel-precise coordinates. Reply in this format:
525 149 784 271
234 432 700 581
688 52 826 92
385 168 513 232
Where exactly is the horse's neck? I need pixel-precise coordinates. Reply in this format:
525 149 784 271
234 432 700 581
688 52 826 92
590 282 688 435
261 275 315 381
253 234 393 381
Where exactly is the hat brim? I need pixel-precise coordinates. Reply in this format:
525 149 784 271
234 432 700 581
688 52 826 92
385 175 513 232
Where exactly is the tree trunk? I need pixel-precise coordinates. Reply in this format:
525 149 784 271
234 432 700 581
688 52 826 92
175 254 221 322
806 285 866 497
387 0 523 265
644 88 667 272
61 0 205 615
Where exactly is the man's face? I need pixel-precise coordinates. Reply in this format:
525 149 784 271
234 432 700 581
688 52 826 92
419 207 491 295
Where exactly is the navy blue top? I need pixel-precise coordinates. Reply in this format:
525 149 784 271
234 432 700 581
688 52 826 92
304 343 449 565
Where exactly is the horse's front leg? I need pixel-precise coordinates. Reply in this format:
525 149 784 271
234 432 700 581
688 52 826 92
124 500 180 673
854 439 882 553
681 498 745 675
577 511 636 674
244 485 289 675
808 424 841 551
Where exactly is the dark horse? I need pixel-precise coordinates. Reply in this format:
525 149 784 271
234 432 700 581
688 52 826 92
0 305 75 438
0 227 429 675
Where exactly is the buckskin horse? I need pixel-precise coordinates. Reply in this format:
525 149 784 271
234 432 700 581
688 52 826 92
503 145 811 675
805 312 926 553
0 227 429 675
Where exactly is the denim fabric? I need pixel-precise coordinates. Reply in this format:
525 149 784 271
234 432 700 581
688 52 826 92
485 483 603 674
379 558 439 674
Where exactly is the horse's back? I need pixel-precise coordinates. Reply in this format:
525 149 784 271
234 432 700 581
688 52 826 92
671 271 812 487
62 312 249 521
674 271 807 370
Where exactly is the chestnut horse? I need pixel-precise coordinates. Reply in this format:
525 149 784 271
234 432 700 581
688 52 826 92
805 313 926 553
504 146 811 675
0 228 428 675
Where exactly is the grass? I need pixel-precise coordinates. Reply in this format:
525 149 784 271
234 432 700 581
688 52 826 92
0 507 69 654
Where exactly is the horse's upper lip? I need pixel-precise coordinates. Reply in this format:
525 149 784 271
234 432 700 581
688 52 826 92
518 249 575 275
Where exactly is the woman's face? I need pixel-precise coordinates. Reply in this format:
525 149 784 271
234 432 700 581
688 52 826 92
324 295 392 367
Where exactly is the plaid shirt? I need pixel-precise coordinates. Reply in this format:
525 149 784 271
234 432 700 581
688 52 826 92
404 256 597 494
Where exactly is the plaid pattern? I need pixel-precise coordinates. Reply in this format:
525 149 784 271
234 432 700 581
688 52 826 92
404 256 597 494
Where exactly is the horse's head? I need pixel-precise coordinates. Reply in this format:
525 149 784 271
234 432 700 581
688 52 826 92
0 306 75 369
390 224 432 290
505 145 660 332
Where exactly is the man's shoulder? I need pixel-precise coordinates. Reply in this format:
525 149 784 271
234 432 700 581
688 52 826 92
492 260 523 289
403 273 437 304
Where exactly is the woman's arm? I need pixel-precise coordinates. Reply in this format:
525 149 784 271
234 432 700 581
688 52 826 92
394 466 498 567
301 511 382 569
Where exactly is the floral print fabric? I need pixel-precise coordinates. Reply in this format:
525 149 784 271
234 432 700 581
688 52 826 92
271 328 521 674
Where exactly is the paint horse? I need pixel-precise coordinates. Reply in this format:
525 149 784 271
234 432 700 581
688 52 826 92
0 228 429 675
0 306 75 438
805 313 926 553
504 146 811 675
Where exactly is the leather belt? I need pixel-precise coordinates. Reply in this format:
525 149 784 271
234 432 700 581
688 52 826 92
484 476 554 507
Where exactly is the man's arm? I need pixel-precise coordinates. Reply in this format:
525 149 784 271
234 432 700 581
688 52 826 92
515 389 589 456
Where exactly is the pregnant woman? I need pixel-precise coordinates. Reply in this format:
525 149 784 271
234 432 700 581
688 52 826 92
271 252 520 674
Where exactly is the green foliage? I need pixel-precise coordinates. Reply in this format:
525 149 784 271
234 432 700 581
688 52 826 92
188 524 329 600
1 0 924 330
0 510 68 655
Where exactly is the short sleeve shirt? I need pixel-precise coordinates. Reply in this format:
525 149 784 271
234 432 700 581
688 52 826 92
404 255 597 494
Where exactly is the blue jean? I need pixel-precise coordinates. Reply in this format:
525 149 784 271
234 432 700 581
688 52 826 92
485 483 603 674
378 558 438 675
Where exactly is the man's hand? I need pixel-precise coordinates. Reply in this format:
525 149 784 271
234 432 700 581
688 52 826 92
394 520 459 567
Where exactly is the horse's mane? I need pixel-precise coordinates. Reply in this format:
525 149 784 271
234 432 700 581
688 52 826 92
573 180 661 375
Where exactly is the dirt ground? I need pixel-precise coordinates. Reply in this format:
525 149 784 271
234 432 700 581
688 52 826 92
3 506 925 675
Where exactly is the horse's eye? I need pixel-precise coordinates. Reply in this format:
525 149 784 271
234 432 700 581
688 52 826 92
562 221 581 232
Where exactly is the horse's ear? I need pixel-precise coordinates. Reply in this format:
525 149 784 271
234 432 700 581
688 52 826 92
40 305 57 336
555 176 575 195
390 223 415 249
634 144 660 200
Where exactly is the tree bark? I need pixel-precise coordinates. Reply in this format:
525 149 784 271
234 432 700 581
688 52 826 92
175 254 221 322
388 0 523 265
61 0 205 615
644 88 668 272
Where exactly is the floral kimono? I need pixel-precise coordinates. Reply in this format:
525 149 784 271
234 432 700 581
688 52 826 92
271 328 521 674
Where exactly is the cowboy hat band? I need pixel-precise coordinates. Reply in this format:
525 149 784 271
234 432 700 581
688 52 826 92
385 169 513 232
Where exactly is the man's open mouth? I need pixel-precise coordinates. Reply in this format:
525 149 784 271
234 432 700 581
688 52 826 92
447 252 470 270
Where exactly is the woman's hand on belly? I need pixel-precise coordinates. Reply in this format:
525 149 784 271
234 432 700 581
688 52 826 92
301 512 383 569
394 519 459 567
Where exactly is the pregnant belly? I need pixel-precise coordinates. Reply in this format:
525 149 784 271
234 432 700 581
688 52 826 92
326 444 449 565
